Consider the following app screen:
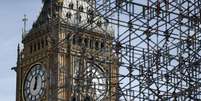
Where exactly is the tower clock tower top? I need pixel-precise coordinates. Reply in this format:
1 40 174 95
22 0 114 40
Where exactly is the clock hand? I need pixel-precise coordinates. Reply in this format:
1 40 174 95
33 76 38 90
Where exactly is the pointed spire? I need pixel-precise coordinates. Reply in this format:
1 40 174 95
17 43 21 65
22 14 28 34
12 44 20 72
17 44 20 57
22 15 28 39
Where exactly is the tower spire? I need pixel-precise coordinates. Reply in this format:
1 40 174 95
22 14 28 34
16 44 21 71
17 43 20 63
12 44 20 72
22 14 28 39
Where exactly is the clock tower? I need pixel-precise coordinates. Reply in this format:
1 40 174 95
16 0 118 101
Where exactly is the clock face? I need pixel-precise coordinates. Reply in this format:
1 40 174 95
73 61 107 101
23 64 47 101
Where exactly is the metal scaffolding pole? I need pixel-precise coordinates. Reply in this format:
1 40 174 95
48 0 201 100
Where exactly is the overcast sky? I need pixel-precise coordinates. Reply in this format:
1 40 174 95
0 0 42 100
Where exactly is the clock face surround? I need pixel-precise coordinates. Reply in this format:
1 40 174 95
73 61 108 101
23 64 47 101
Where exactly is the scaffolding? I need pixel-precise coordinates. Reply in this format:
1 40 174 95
34 0 201 100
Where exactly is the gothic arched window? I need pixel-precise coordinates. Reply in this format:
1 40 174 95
41 38 44 48
79 5 84 12
87 9 94 16
84 95 93 101
69 2 74 9
84 38 89 47
45 36 48 46
37 41 41 50
95 40 99 50
78 36 82 45
90 39 93 49
76 14 82 22
97 20 102 27
34 43 37 51
72 35 76 44
101 41 105 49
66 12 72 18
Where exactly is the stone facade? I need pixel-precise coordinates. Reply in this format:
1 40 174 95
16 0 117 101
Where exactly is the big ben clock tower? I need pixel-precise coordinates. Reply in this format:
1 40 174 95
15 0 118 101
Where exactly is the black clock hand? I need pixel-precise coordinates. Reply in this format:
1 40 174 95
33 76 38 90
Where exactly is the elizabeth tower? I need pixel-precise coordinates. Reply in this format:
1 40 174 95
16 0 118 101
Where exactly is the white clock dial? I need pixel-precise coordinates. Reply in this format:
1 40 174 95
23 64 46 101
73 61 107 101
85 63 107 100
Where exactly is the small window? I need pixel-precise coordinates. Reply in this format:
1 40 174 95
56 5 60 12
78 15 82 22
76 14 82 22
72 36 76 44
79 5 84 12
95 41 99 50
34 43 37 51
69 3 74 9
78 36 82 45
97 20 102 27
45 37 48 46
30 44 33 53
71 96 76 101
66 12 72 18
90 39 93 48
41 39 44 48
38 42 41 50
87 9 94 16
84 38 89 47
84 95 93 101
101 42 105 48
